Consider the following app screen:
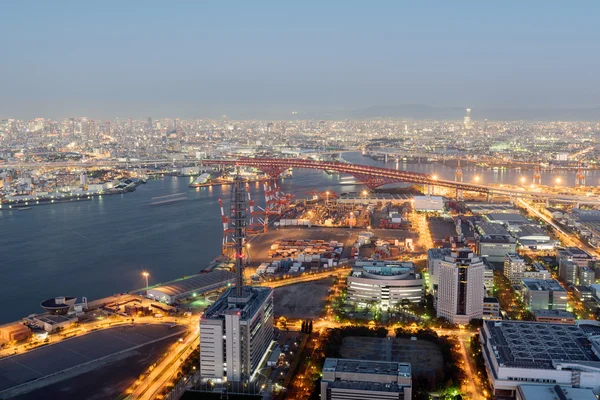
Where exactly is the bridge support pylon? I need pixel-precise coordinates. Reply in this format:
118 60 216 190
576 163 585 187
533 165 542 185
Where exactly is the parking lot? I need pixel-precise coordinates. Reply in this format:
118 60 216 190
273 278 335 319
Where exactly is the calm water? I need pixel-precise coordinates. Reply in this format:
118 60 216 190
1 152 598 323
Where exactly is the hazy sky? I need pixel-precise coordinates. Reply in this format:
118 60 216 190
2 1 599 119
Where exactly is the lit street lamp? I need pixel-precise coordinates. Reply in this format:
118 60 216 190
142 271 149 288
556 177 562 185
473 175 480 183
326 191 330 204
520 177 526 184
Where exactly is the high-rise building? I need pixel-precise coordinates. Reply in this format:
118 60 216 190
321 358 412 400
436 248 484 324
504 253 526 288
427 248 451 301
199 285 274 383
464 108 472 130
104 120 111 136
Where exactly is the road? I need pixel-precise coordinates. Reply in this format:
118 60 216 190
435 329 484 400
129 317 199 400
258 268 350 289
518 198 600 256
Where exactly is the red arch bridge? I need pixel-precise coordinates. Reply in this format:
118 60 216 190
201 157 483 192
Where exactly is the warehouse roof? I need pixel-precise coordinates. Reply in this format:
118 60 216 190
483 321 600 369
150 270 234 297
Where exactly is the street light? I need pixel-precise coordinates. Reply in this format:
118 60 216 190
432 174 438 181
326 191 330 204
142 271 149 288
520 177 526 184
473 175 480 183
556 177 562 185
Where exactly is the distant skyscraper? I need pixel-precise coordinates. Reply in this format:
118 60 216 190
436 248 484 324
147 117 153 133
104 120 111 136
483 118 488 133
89 120 96 141
464 108 472 130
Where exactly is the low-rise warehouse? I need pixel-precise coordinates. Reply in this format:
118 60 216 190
146 270 235 304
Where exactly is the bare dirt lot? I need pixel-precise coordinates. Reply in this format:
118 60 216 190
273 278 335 319
248 227 358 264
339 336 443 375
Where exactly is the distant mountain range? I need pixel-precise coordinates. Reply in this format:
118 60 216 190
298 104 600 121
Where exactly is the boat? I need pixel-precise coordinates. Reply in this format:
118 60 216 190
17 207 32 211
188 173 211 188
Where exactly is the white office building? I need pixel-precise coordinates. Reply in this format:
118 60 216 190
427 248 451 297
504 253 526 289
436 249 485 325
199 286 274 383
347 263 424 308
321 358 412 400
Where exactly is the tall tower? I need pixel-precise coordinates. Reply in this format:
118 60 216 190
229 173 249 297
436 249 484 325
463 108 472 130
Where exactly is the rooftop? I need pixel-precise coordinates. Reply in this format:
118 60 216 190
514 224 550 239
534 310 575 319
323 358 411 378
476 221 510 236
522 279 565 292
150 270 234 297
518 384 597 400
202 286 272 322
483 320 600 369
325 380 410 393
486 213 530 224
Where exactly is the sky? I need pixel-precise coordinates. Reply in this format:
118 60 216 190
1 1 600 119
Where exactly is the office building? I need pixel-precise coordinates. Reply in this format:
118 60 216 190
321 358 412 400
534 309 576 325
579 266 595 287
480 320 600 398
199 286 274 383
521 279 567 311
524 262 551 280
347 263 424 308
504 253 526 288
427 248 451 297
558 247 595 285
483 297 501 321
436 249 485 324
483 263 495 295
559 259 579 285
